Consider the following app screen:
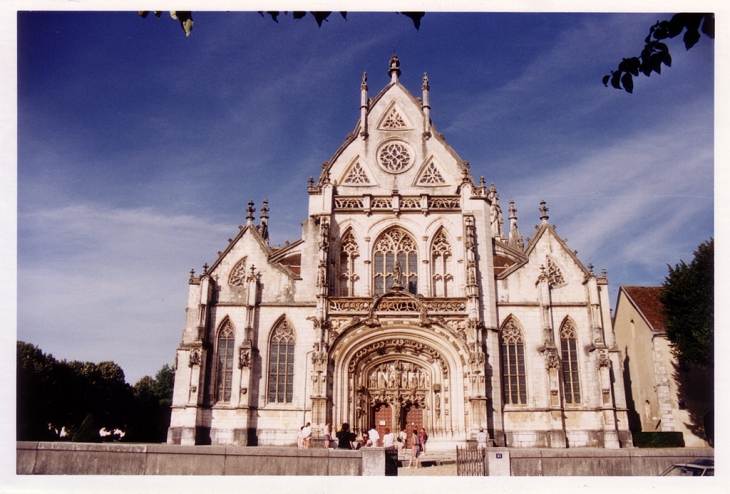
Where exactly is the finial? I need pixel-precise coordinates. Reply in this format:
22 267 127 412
308 176 314 187
260 199 269 220
588 263 594 274
422 72 429 91
203 263 209 274
539 200 549 223
388 54 401 82
509 200 517 218
360 72 368 90
480 176 486 187
601 268 607 277
189 268 195 279
246 200 256 224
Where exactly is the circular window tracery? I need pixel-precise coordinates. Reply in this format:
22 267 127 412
377 141 413 173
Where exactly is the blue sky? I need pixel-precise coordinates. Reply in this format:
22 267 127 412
15 9 714 387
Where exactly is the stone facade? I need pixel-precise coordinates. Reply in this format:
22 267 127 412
613 286 713 447
168 56 631 450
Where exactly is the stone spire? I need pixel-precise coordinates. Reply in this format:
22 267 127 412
246 200 256 225
539 200 549 224
508 200 524 250
388 54 401 83
422 72 431 138
359 72 369 139
258 198 269 242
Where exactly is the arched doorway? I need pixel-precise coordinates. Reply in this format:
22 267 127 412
373 403 392 446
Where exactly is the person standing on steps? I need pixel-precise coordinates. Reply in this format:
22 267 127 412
408 428 421 469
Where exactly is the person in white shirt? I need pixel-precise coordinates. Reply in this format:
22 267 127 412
368 425 380 447
382 428 395 448
476 427 489 451
302 422 312 449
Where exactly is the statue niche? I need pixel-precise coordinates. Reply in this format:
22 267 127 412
366 360 430 396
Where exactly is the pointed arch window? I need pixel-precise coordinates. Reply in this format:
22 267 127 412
501 319 527 405
431 229 454 297
216 322 235 403
373 228 418 295
339 230 360 296
268 319 295 404
560 320 581 404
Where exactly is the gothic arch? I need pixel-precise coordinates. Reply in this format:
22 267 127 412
429 227 455 297
336 227 361 296
214 318 236 403
330 322 470 435
371 227 419 295
267 316 296 404
500 316 528 406
558 317 581 404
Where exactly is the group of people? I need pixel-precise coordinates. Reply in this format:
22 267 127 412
395 427 428 468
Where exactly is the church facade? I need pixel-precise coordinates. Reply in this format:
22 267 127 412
167 56 632 449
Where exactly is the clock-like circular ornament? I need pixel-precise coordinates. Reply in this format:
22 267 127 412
377 140 414 173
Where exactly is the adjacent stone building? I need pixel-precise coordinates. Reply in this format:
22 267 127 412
167 56 631 449
613 286 713 447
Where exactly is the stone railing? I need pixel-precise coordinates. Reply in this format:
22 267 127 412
17 442 390 476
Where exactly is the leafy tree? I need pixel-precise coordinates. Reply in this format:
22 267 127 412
72 413 100 443
660 239 713 364
604 13 714 93
124 364 175 443
138 11 425 37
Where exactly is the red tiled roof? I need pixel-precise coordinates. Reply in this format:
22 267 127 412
622 286 666 332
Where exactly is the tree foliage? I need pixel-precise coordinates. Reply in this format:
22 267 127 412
659 239 713 364
17 341 175 443
138 11 426 37
604 13 714 93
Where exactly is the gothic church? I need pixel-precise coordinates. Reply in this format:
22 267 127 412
168 56 632 449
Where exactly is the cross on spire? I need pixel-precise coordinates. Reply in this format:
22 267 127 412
246 200 256 225
539 200 549 223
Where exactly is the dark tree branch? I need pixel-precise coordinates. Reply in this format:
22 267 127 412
603 13 714 93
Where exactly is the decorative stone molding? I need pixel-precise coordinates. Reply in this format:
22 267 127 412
189 348 202 367
544 348 560 369
596 349 611 369
238 347 251 369
228 258 247 286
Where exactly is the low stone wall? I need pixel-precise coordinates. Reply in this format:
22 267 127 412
17 442 387 476
508 447 714 476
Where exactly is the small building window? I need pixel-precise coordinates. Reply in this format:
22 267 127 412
373 228 418 295
215 322 235 403
560 319 581 404
339 230 360 296
501 318 527 405
268 319 295 404
431 229 454 297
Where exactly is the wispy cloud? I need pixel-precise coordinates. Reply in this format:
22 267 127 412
18 203 233 383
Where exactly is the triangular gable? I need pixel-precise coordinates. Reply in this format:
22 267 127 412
499 223 590 279
412 157 449 187
340 157 378 187
376 101 413 131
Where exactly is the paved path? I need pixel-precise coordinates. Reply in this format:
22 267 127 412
397 463 457 476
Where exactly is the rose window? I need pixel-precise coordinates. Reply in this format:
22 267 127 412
377 141 413 173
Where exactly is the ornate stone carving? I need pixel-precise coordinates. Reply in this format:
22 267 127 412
418 162 446 185
544 348 560 369
238 347 251 369
228 258 247 286
189 348 201 367
428 197 461 209
381 108 408 130
343 163 370 184
371 197 392 209
378 141 412 173
334 198 364 209
400 197 420 209
596 349 611 369
546 256 566 287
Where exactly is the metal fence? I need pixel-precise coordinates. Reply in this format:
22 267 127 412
384 446 399 476
456 446 486 476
